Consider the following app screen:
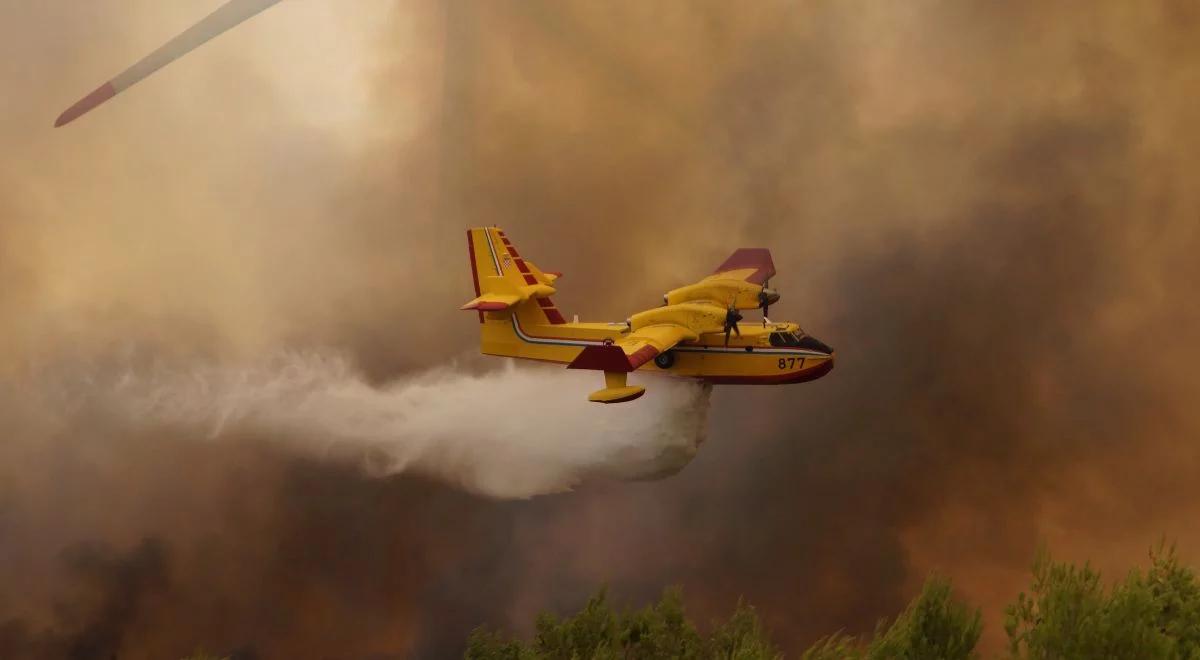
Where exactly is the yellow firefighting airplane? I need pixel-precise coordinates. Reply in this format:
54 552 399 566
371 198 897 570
464 227 834 403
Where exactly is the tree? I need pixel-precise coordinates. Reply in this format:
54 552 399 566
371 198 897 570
464 577 981 660
706 601 783 660
801 576 980 660
466 587 775 660
865 576 981 660
1005 543 1200 659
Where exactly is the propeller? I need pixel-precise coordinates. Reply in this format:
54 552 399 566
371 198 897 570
723 307 743 346
758 280 780 327
758 280 771 327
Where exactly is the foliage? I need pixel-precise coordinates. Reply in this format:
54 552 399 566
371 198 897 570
467 543 1200 659
166 543 1200 658
799 633 863 660
464 578 979 660
707 600 783 660
466 587 774 660
865 576 981 660
1005 542 1200 659
799 576 980 660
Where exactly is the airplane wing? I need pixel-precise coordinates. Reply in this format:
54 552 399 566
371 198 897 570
55 0 285 127
568 324 697 372
702 248 775 285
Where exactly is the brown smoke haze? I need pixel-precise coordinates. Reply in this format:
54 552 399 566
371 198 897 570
3 0 1200 657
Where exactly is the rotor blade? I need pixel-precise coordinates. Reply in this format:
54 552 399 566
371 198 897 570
55 0 285 127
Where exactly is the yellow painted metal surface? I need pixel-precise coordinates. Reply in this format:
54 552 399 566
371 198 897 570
465 227 834 399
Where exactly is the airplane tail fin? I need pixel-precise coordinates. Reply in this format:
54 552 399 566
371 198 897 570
463 227 566 325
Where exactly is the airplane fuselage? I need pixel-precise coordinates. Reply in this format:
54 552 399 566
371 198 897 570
482 307 834 385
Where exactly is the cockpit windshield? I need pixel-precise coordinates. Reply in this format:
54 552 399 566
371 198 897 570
771 331 834 354
769 331 802 347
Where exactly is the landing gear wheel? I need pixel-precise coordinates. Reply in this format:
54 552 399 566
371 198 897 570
654 351 676 369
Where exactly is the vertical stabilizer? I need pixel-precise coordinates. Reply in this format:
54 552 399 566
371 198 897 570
464 227 566 325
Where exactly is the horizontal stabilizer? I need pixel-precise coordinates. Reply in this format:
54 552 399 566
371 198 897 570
461 293 521 311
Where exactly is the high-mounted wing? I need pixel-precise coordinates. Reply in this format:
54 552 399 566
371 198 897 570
704 248 775 285
55 0 285 127
568 324 697 373
664 247 778 310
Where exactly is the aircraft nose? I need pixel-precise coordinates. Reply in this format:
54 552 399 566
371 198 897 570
798 334 833 355
762 288 780 306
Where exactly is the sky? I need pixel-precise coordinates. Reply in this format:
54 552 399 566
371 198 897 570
2 0 1200 657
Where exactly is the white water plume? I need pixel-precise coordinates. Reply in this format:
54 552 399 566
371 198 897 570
87 353 712 498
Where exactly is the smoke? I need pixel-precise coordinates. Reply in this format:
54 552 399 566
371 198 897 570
4 0 1200 658
42 351 711 499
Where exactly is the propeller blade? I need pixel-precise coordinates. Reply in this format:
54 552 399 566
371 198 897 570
724 326 731 347
757 281 778 327
55 0 285 127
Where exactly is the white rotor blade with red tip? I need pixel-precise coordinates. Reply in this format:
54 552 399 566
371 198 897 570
55 0 285 127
